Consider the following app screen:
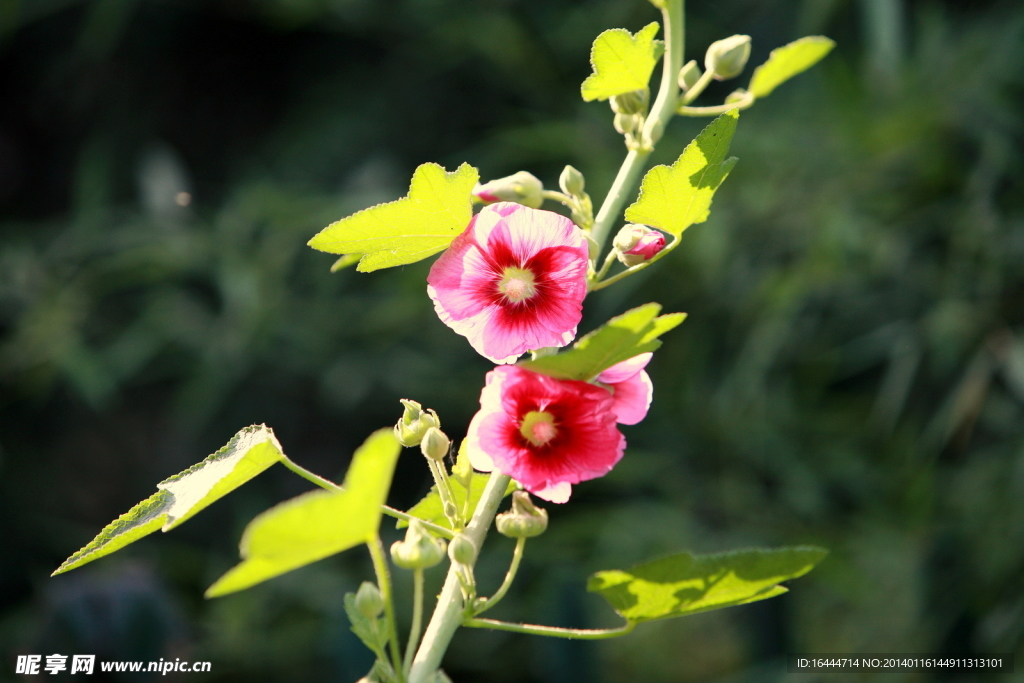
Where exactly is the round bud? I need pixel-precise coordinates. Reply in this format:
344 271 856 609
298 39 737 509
613 224 666 267
495 491 549 539
558 165 585 197
678 60 702 92
391 520 446 570
609 89 648 115
613 113 637 136
704 35 751 81
472 171 544 209
355 581 384 618
420 427 450 462
394 399 440 448
447 534 477 565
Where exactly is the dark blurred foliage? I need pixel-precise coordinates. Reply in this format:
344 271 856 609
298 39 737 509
2 0 1023 681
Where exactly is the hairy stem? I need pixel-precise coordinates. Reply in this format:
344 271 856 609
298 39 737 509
369 535 405 680
407 473 512 683
464 618 635 640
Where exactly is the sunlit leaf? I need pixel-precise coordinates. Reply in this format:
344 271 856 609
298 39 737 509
581 23 663 102
624 110 739 238
308 162 479 272
588 546 827 623
205 429 401 597
53 425 286 576
518 303 685 382
749 36 835 98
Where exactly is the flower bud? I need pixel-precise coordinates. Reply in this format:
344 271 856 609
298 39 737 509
496 491 549 539
613 113 638 136
704 35 751 81
354 581 384 618
609 89 648 115
420 427 450 462
391 520 446 570
613 224 667 266
394 399 440 448
447 533 477 565
678 60 702 92
558 165 585 197
472 171 544 210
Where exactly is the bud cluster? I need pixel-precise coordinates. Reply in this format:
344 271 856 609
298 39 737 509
610 88 650 150
395 399 440 448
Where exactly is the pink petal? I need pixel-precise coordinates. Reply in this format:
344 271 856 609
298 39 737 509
532 481 572 503
607 370 653 425
597 353 653 384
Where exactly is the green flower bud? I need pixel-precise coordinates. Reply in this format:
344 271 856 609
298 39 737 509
495 491 549 539
704 35 751 81
677 60 702 92
558 165 585 197
391 520 446 570
472 171 544 210
443 499 459 521
420 427 450 462
394 399 440 448
609 89 648 115
613 113 639 136
354 581 384 618
447 533 477 565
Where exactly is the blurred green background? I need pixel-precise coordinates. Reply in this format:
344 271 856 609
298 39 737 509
2 0 1023 680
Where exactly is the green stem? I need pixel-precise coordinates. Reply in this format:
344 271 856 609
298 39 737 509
403 568 425 677
589 235 680 291
678 92 755 117
369 535 405 681
407 473 512 683
281 457 455 539
464 618 635 640
427 459 460 527
590 0 684 256
541 189 574 207
473 537 525 616
679 67 715 106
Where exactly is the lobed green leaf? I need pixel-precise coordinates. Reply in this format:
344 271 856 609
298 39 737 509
308 162 479 272
748 36 835 98
518 303 685 382
581 23 663 102
588 546 827 623
53 425 286 576
205 429 401 597
625 109 739 238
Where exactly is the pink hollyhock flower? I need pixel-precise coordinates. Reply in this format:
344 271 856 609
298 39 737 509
613 224 666 266
465 365 626 503
595 353 654 425
427 202 589 364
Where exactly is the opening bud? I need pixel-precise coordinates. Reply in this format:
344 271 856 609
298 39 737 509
354 581 384 618
612 224 667 267
678 60 702 92
391 520 446 570
705 35 751 81
558 165 585 197
472 171 544 210
420 427 450 462
395 399 440 448
496 491 549 539
447 533 477 565
609 89 649 115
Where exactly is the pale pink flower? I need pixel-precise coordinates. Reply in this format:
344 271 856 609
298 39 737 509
595 353 654 425
427 203 589 364
465 365 626 503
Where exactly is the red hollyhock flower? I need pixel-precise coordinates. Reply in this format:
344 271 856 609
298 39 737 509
465 365 626 503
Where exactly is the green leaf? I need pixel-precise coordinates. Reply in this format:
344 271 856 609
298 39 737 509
748 36 835 98
400 470 517 532
206 429 401 597
344 592 390 661
588 546 827 623
330 253 362 272
518 303 685 382
624 109 739 238
581 23 663 102
53 425 286 576
308 162 479 272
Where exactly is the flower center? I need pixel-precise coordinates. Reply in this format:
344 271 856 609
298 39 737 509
519 410 558 447
498 267 537 303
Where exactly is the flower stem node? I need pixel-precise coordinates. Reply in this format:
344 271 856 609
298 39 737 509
558 165 586 198
472 171 544 210
420 427 450 462
496 491 549 538
447 533 477 566
395 399 440 448
705 35 752 81
391 520 447 570
613 224 667 267
678 59 702 92
609 89 649 116
354 581 385 618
